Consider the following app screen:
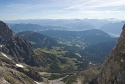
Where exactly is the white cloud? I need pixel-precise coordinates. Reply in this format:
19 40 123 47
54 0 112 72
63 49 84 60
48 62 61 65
1 0 125 20
62 0 125 11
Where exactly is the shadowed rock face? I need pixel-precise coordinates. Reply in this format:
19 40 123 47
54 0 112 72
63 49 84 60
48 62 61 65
0 21 46 66
0 21 44 84
0 21 34 64
97 24 125 84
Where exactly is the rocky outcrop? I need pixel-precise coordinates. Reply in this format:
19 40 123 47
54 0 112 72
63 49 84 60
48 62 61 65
16 67 43 82
0 52 38 84
0 21 46 66
0 21 46 84
97 24 125 84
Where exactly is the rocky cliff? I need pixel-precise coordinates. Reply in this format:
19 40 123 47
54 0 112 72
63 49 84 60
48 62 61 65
0 21 46 66
97 24 125 84
0 51 43 84
0 21 44 84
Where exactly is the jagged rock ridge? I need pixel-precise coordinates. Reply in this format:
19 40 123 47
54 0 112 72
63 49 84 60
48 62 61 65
0 21 45 66
97 24 125 84
0 21 44 84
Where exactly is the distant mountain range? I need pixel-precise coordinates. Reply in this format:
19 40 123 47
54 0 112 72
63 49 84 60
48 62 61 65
99 21 124 36
10 24 45 32
10 24 69 33
6 19 124 36
38 29 115 46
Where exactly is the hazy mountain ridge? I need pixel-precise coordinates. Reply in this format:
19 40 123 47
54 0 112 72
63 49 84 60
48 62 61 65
10 23 45 32
6 19 124 36
10 24 68 33
39 29 114 47
99 21 124 36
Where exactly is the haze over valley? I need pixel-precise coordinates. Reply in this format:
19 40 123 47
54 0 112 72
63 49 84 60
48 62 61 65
5 19 124 37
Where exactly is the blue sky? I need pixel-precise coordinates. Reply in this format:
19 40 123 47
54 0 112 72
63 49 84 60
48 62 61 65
0 0 125 20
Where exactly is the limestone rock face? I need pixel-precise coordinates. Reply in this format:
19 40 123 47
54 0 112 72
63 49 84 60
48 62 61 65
0 21 45 66
97 24 125 84
0 21 44 84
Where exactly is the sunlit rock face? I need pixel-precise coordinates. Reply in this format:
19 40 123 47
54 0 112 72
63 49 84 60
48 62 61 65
97 24 125 84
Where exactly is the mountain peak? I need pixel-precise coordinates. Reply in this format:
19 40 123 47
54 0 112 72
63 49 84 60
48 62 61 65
0 21 15 41
0 21 9 30
0 21 6 25
0 21 11 31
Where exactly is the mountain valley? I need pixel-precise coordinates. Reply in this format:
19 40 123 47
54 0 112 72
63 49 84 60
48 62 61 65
0 19 124 84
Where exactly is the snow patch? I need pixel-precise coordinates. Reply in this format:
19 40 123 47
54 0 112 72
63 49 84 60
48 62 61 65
121 59 124 62
0 45 3 48
16 64 24 68
89 61 92 65
34 81 44 84
1 52 11 60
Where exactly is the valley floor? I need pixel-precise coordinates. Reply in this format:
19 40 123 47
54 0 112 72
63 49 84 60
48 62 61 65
35 71 88 84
